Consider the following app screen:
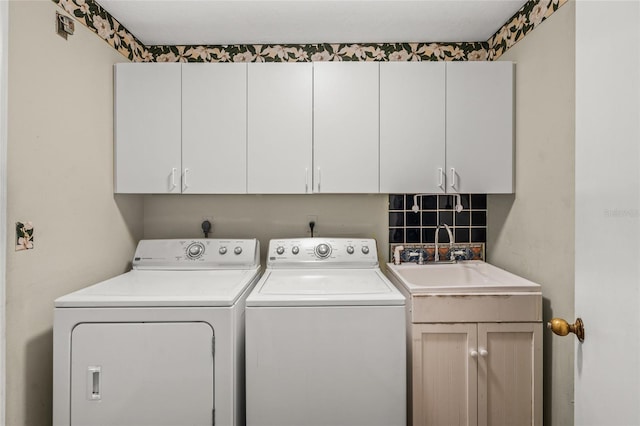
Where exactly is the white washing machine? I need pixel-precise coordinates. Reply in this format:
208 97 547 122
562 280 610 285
245 238 406 426
53 238 261 426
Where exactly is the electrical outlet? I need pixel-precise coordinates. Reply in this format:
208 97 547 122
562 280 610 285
16 221 34 251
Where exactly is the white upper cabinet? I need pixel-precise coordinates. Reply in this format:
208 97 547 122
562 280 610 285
446 61 514 194
313 62 379 193
380 62 446 194
114 63 182 194
115 62 514 195
182 63 247 194
247 63 313 193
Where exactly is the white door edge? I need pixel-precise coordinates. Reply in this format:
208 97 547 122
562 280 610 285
0 1 8 424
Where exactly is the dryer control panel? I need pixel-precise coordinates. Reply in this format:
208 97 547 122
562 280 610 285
267 238 378 268
132 239 260 270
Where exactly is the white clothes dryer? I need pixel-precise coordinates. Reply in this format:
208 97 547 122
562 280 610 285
53 238 261 426
245 238 406 426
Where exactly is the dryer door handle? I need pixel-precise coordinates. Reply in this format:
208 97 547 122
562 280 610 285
88 366 101 400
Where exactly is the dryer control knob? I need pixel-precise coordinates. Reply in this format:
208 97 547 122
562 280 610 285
361 246 370 255
234 246 243 255
276 246 285 255
186 242 205 259
315 243 331 258
292 246 300 255
219 246 227 255
346 246 355 254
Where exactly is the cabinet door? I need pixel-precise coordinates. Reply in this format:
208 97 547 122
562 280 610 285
477 323 542 426
446 62 514 193
380 62 446 194
182 63 247 193
412 323 478 426
114 63 182 193
314 62 379 193
70 322 214 426
247 63 313 193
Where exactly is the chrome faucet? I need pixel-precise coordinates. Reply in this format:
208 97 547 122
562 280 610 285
434 223 454 262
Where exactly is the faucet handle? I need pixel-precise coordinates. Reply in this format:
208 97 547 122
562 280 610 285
393 245 405 265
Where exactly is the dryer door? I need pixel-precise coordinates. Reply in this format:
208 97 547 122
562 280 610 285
70 322 214 426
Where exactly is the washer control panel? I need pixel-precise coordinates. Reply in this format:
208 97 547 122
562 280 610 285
132 239 259 270
268 238 378 268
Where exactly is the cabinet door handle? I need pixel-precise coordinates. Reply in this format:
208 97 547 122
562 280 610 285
170 168 177 191
438 168 444 189
183 168 189 191
479 348 488 357
317 167 322 193
450 167 456 189
470 349 479 358
305 168 309 193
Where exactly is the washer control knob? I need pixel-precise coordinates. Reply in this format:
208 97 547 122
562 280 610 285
219 246 227 255
315 243 331 258
292 246 300 255
186 242 205 259
234 246 243 255
361 246 370 255
276 246 285 255
346 246 355 255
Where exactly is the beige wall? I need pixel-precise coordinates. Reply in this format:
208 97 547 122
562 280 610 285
489 3 575 426
143 194 390 264
6 2 143 425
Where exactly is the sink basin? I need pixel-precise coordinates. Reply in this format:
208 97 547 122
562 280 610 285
386 261 541 294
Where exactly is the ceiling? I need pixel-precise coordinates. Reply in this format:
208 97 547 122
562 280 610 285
96 0 529 46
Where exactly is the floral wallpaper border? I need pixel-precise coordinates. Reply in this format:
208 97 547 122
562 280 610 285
53 0 152 61
52 0 567 63
487 0 568 61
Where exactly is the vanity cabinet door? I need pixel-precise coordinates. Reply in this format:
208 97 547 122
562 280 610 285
313 62 379 193
412 323 478 426
446 61 514 194
114 63 182 194
477 323 542 426
380 62 446 194
247 63 313 193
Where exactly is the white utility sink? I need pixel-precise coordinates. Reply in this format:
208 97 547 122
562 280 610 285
386 261 541 294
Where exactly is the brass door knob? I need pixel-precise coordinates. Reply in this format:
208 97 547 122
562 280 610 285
547 317 585 342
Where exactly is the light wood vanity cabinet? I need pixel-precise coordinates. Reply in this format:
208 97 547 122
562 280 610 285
412 321 542 426
406 293 542 426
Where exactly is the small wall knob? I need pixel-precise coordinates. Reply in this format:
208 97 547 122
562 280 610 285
547 317 585 342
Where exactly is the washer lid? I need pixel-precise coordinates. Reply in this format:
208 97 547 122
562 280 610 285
246 269 405 307
54 268 260 308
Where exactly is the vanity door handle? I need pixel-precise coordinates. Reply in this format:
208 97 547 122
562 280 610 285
470 349 479 358
479 348 488 357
